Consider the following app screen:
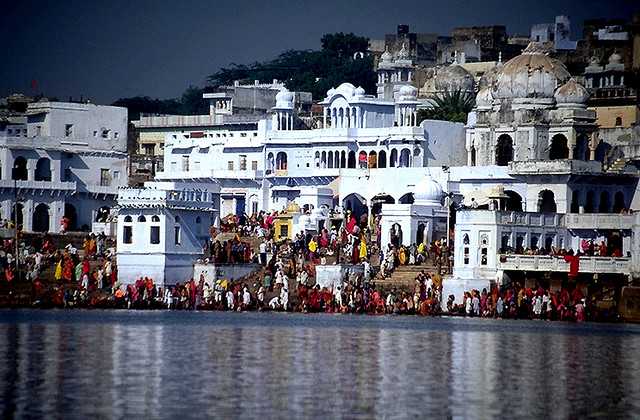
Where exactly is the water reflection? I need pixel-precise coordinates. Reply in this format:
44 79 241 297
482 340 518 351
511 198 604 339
1 310 639 419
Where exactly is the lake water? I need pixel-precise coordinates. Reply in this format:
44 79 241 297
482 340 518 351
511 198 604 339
1 310 639 419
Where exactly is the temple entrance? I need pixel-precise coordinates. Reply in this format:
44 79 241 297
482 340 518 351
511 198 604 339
343 193 368 222
371 194 395 217
416 223 426 245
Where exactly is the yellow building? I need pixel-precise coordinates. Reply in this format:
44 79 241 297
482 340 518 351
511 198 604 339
589 105 639 128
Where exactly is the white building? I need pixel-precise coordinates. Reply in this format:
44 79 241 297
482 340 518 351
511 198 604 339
116 181 220 285
1 101 128 233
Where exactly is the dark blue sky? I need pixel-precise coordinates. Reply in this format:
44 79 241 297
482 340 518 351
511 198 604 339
1 0 637 104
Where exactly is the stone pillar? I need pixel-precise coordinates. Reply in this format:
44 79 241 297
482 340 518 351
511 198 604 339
27 161 35 181
323 107 327 128
355 108 361 128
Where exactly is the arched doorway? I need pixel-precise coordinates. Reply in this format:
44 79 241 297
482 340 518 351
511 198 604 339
399 148 411 167
342 193 368 221
495 134 513 166
358 151 367 168
599 191 610 213
538 190 557 213
390 149 398 167
371 194 395 216
504 190 523 212
33 203 50 232
398 193 414 204
11 203 24 227
613 191 625 213
64 203 78 231
416 223 426 245
35 158 52 181
347 151 356 168
470 146 476 166
12 156 28 180
573 135 590 161
390 223 403 248
368 151 377 169
549 134 569 160
378 150 387 168
595 142 611 164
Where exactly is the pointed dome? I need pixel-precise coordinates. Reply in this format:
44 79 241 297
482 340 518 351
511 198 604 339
493 42 570 100
380 46 393 63
554 78 589 107
414 176 443 206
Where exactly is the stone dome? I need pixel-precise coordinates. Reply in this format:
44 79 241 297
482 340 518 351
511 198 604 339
554 78 589 107
414 176 443 206
493 42 570 101
476 86 494 109
434 64 475 93
335 82 357 97
398 84 418 101
275 87 294 108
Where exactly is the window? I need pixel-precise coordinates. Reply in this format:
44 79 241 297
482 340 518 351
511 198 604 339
123 226 133 244
124 215 132 222
182 156 189 171
615 116 622 126
279 224 289 238
240 155 247 170
93 130 98 137
150 226 160 244
138 215 146 222
143 144 155 155
241 133 247 137
151 215 160 222
228 161 234 170
114 132 119 139
174 226 181 245
113 171 120 180
251 161 258 170
101 129 110 139
65 124 73 137
463 247 470 265
100 169 111 186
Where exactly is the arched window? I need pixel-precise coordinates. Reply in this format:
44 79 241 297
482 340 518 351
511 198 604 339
399 148 411 167
327 151 334 168
151 215 160 222
321 151 327 168
35 157 52 181
378 150 387 168
340 151 346 168
368 151 377 169
315 151 320 168
390 149 398 167
495 134 513 166
595 142 611 163
615 116 622 126
570 190 580 213
138 215 146 222
538 190 557 213
398 193 414 204
12 156 28 180
470 146 476 166
334 151 340 168
124 215 133 223
613 191 625 213
276 152 287 170
347 151 356 168
549 134 569 160
599 191 610 213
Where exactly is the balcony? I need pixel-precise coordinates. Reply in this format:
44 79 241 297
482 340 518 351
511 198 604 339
564 213 635 230
509 160 603 175
497 254 631 274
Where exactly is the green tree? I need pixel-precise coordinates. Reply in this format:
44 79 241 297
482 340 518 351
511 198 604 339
207 33 376 100
417 90 476 124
